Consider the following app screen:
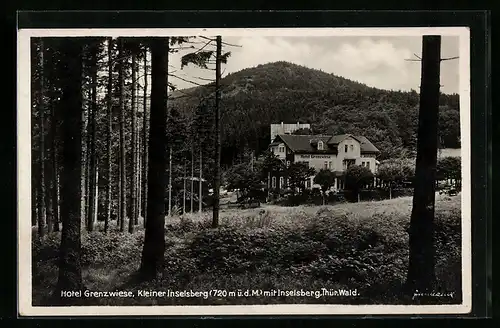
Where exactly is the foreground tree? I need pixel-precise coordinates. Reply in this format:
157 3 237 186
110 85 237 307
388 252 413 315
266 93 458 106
140 38 169 281
344 165 374 202
377 158 415 199
212 36 222 228
287 162 316 194
314 169 336 205
224 163 262 201
54 38 84 304
405 35 441 294
437 156 461 189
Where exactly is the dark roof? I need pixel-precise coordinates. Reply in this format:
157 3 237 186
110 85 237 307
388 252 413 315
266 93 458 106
354 135 380 153
275 134 336 154
273 134 379 154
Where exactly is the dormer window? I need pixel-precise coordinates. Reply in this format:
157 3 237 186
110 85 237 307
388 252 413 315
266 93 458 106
317 141 324 150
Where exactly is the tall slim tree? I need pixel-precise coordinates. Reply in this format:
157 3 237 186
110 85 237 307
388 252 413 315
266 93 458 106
142 46 149 227
140 37 169 281
212 36 222 228
129 51 138 233
199 146 203 213
190 144 194 212
87 42 98 232
54 37 84 304
183 162 187 214
168 147 172 216
405 35 441 294
37 38 46 237
104 37 113 233
118 38 126 232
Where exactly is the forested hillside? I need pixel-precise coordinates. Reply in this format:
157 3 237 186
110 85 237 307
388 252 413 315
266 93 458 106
170 61 461 164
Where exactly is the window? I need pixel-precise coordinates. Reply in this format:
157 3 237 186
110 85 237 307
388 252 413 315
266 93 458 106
367 161 370 169
328 161 332 169
350 145 354 151
361 161 365 167
279 146 285 153
279 177 284 189
272 177 276 188
271 148 274 154
324 161 328 169
345 145 348 152
318 141 324 150
306 179 311 189
286 160 291 167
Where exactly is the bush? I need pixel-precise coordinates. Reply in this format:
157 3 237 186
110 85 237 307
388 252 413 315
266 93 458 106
32 196 462 305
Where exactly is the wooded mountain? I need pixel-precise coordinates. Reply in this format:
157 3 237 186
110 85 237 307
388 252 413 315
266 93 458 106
169 61 460 165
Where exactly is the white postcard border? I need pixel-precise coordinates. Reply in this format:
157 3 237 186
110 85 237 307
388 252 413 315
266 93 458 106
17 26 472 316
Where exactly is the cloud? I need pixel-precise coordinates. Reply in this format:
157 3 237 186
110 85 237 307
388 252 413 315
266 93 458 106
168 36 457 94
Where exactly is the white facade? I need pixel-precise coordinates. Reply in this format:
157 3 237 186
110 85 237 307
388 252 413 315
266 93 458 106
268 133 379 191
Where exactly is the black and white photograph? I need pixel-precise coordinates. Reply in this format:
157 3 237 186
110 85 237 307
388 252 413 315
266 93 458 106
18 27 471 316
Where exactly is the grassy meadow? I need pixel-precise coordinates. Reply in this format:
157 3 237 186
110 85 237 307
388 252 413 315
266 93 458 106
32 194 462 306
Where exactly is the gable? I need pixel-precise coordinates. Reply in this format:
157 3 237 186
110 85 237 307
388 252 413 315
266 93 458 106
272 133 379 154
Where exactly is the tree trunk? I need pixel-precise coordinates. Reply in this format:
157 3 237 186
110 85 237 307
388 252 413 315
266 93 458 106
198 146 202 213
142 46 149 227
54 38 84 304
118 38 126 232
168 148 172 216
405 36 441 294
84 88 92 230
50 95 60 232
45 99 57 234
129 52 137 233
190 144 194 212
93 163 99 224
136 155 142 223
183 162 187 214
140 37 169 281
87 44 98 232
37 38 46 238
212 36 222 228
105 37 113 234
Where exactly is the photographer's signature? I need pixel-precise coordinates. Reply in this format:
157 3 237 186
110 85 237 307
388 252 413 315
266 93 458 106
412 290 455 300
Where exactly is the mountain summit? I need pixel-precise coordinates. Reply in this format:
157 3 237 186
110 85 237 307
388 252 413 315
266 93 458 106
170 61 460 163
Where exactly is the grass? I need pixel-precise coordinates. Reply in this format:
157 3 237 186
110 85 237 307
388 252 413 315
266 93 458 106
31 194 462 306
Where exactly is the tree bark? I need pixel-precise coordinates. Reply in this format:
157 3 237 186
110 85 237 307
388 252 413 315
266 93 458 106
54 38 84 304
50 95 60 232
183 162 187 214
118 38 126 232
405 36 441 295
45 98 57 234
87 44 98 232
198 146 202 213
190 144 194 212
212 36 222 228
142 46 149 227
105 37 113 233
37 38 46 238
129 51 138 233
140 37 169 281
168 148 172 216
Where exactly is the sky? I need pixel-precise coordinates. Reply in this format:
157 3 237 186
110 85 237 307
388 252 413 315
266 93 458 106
169 36 460 95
